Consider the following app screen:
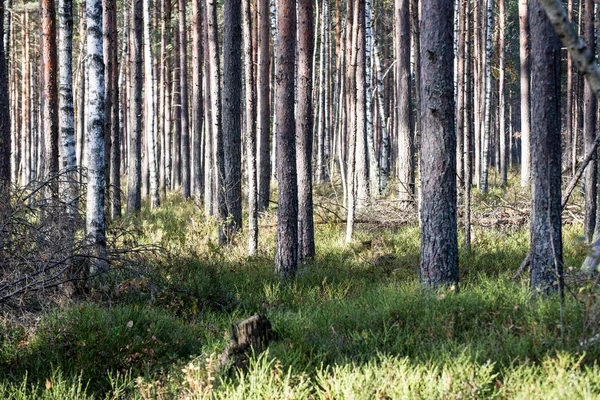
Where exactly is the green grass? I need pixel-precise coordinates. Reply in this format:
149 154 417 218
0 188 599 399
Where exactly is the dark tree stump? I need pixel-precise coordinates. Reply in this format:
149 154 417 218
217 314 275 372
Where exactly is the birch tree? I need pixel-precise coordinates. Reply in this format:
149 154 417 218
480 0 493 193
180 0 191 199
86 0 107 271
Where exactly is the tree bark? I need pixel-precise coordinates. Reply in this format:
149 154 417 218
420 0 458 288
480 0 493 193
275 0 298 277
86 0 107 272
396 0 414 205
192 0 204 199
257 0 271 212
223 0 243 237
243 0 258 255
499 0 507 186
0 0 10 189
127 0 143 213
41 0 60 187
519 0 531 187
179 0 191 198
529 0 563 294
296 0 315 261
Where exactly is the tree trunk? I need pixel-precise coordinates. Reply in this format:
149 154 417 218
519 0 531 187
243 0 258 255
529 0 563 294
59 0 78 214
480 0 493 193
354 0 369 208
86 0 107 272
499 0 507 186
0 0 9 189
109 0 121 218
144 0 160 208
223 0 243 237
297 0 315 262
127 0 143 213
396 0 413 205
179 0 191 198
192 0 204 199
41 0 60 187
420 0 458 288
257 0 271 211
275 0 298 277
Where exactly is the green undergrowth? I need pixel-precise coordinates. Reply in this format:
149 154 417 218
0 191 598 398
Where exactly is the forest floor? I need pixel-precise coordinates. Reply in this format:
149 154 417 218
1 175 600 399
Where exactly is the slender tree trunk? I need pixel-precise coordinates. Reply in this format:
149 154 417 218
396 0 413 205
297 0 314 261
223 0 243 237
21 11 30 186
463 0 471 251
41 0 60 187
275 0 298 277
583 0 597 242
59 0 78 215
192 0 204 199
144 0 159 208
529 0 563 294
109 0 120 218
103 0 114 216
179 0 191 198
354 0 369 208
374 41 390 192
519 0 531 187
243 0 258 255
420 0 458 288
206 0 227 243
257 0 271 211
345 0 356 242
0 0 10 189
499 0 507 186
365 0 377 193
86 0 107 272
127 0 143 213
203 4 213 214
172 8 181 191
480 0 493 193
456 0 465 188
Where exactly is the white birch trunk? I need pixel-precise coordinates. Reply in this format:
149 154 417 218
59 0 78 212
86 0 107 272
480 0 493 193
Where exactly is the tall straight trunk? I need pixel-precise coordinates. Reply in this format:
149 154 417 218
206 0 227 243
374 41 390 192
203 5 213 214
583 0 597 242
243 0 258 255
275 0 298 277
21 11 31 186
270 0 277 182
109 0 120 218
192 0 204 198
480 0 493 193
420 0 458 288
76 3 86 176
499 0 507 185
316 0 328 183
103 0 114 215
411 0 421 144
345 0 356 242
463 0 471 251
567 0 574 176
473 0 481 187
127 0 143 213
41 0 59 186
297 0 314 261
179 0 191 198
365 0 377 192
161 0 172 194
396 0 413 205
223 0 243 236
59 0 77 209
0 0 9 188
86 0 107 272
456 0 465 187
257 0 271 211
354 0 369 208
529 0 562 294
172 9 181 191
519 0 531 187
144 0 159 208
